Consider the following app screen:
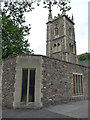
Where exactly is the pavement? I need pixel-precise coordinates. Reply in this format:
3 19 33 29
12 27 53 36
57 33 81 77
1 100 88 118
46 100 88 118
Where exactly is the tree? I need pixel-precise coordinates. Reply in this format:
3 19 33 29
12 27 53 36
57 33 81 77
37 0 71 15
78 53 90 61
2 1 34 59
2 13 31 58
2 0 71 59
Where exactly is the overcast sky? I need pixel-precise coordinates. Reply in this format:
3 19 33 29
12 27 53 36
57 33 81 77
25 0 89 55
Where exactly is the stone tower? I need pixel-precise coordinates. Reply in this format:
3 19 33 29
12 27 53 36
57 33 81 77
46 13 78 64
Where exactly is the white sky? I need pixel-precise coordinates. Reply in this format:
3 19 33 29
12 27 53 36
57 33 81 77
25 0 89 55
88 1 90 53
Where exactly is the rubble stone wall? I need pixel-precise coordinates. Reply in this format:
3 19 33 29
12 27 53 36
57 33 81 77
2 57 16 108
41 56 88 107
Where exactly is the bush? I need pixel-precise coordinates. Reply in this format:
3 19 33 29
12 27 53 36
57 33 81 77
78 53 90 61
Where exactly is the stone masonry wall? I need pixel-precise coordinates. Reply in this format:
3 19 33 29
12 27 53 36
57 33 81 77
41 56 88 107
2 57 16 108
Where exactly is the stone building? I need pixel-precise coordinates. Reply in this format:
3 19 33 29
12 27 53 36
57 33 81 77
46 14 78 64
2 13 89 109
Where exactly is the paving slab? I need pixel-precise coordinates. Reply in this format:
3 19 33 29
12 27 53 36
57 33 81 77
46 100 88 118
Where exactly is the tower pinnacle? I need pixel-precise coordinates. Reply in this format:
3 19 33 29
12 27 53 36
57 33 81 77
48 1 52 21
72 14 74 21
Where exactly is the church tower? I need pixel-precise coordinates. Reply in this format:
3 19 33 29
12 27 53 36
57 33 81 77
46 13 78 64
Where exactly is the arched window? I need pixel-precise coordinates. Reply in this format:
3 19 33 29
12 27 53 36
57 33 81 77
53 43 57 53
57 43 60 46
54 44 56 47
69 43 73 53
57 43 61 51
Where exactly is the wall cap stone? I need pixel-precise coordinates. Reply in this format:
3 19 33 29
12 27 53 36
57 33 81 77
2 54 90 68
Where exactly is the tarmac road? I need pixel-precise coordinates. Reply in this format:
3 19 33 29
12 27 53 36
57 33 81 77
2 100 88 118
2 108 70 118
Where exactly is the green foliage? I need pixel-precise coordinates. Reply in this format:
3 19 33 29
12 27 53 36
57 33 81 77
2 1 34 59
78 53 90 61
2 0 71 59
41 0 71 14
58 0 71 14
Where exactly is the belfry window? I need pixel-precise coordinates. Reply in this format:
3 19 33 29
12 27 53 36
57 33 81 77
57 43 61 51
57 43 60 46
54 44 56 47
69 43 73 53
53 43 57 53
73 74 83 96
21 68 36 103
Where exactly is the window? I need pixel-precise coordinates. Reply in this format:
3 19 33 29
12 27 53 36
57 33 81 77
57 43 61 51
57 43 60 46
21 69 28 102
54 44 56 47
69 43 73 53
29 70 35 102
53 43 57 53
21 68 36 103
73 74 83 96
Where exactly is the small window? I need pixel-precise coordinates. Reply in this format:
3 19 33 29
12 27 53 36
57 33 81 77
73 74 83 96
57 43 61 51
57 43 60 46
69 43 73 53
54 44 56 47
53 43 57 53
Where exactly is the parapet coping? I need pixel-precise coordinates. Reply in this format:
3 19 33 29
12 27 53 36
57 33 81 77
46 14 75 25
2 54 90 68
